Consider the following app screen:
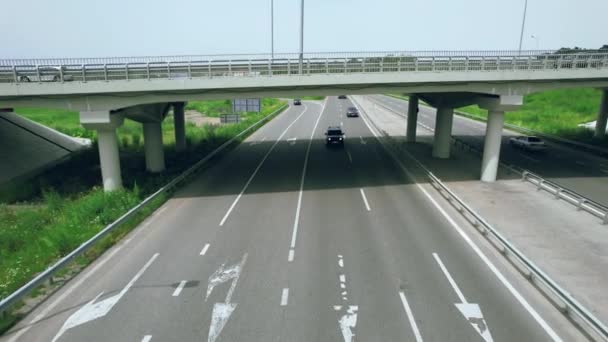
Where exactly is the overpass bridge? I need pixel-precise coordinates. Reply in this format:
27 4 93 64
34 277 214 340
1 50 607 189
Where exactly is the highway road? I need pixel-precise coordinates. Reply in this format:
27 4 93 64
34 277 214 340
368 94 608 206
2 97 587 341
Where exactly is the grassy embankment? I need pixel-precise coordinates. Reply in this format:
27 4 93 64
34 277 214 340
390 89 607 147
0 98 285 332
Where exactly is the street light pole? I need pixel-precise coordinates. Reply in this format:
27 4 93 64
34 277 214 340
299 0 304 74
517 0 528 55
271 0 274 59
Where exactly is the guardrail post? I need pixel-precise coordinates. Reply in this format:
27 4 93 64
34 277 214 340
521 171 528 181
414 58 418 71
248 60 252 75
268 59 272 76
397 59 401 72
512 56 516 71
125 63 129 81
431 56 435 71
603 212 608 225
103 64 108 81
36 65 41 83
577 198 586 211
307 59 310 74
527 55 532 70
287 59 291 75
146 62 150 80
344 58 347 74
481 56 485 70
12 65 17 82
188 62 192 79
448 56 452 71
380 59 383 73
167 62 171 79
208 61 212 77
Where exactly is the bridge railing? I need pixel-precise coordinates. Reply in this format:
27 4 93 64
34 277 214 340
1 51 608 83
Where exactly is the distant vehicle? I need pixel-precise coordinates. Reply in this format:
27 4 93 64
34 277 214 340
293 99 302 105
509 136 547 151
17 66 73 82
325 126 345 146
338 95 347 99
346 107 359 117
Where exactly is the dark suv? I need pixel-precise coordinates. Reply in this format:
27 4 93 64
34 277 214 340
338 95 347 99
346 107 359 117
325 126 345 146
293 99 302 105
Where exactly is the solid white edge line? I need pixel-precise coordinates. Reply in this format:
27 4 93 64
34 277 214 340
281 288 289 306
142 335 152 342
173 280 187 297
289 100 326 253
220 105 309 226
432 253 467 303
399 291 424 342
353 95 563 342
359 188 371 211
288 249 295 262
200 243 210 256
346 150 353 163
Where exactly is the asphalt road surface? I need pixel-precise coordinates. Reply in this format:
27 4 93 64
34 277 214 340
368 94 608 206
2 97 587 341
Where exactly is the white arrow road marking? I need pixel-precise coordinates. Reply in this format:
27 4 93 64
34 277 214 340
287 137 297 145
206 253 248 342
433 253 494 342
51 253 159 342
141 335 152 342
335 305 358 342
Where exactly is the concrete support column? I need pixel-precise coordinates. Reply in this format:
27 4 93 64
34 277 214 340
481 110 505 182
432 107 454 158
173 102 186 152
594 89 608 139
406 95 419 143
97 128 123 190
80 111 124 191
143 122 165 173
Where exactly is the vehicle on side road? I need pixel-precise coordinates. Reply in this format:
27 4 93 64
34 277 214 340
325 126 345 146
509 136 547 151
346 107 359 117
338 95 347 99
293 99 302 105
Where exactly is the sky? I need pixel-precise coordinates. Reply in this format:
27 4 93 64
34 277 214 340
1 0 606 58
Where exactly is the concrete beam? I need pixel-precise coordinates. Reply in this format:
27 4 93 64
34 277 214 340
80 111 124 191
481 111 505 182
143 122 165 173
594 89 608 139
173 102 186 152
432 107 454 159
406 95 419 143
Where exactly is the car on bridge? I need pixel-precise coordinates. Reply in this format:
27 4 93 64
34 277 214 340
509 136 547 152
293 99 302 105
16 66 73 82
346 107 359 117
325 126 345 146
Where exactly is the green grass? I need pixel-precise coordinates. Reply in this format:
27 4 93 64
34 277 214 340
456 88 607 147
185 99 232 117
0 98 286 331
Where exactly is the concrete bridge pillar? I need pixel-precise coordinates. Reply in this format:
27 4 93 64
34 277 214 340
481 110 505 182
594 89 608 139
143 122 165 173
173 102 186 152
432 106 454 158
80 111 124 191
406 95 419 143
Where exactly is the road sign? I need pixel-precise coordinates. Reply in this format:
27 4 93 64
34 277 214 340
233 98 261 113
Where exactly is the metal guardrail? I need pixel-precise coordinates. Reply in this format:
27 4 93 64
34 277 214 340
354 97 608 341
0 103 288 315
1 50 607 84
368 95 608 224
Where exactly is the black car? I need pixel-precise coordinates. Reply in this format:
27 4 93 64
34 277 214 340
338 95 347 99
346 107 359 117
325 126 345 146
294 99 302 105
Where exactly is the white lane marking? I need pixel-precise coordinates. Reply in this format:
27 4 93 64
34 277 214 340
7 238 131 342
346 150 353 163
173 280 187 297
340 283 346 289
288 100 326 261
359 189 371 211
339 274 346 283
51 253 160 342
359 136 367 145
206 253 248 342
519 153 540 163
287 137 297 146
288 249 295 262
432 253 466 303
142 335 152 342
399 291 424 342
281 288 289 306
220 106 309 226
354 95 562 342
433 253 494 342
338 259 344 268
200 243 210 256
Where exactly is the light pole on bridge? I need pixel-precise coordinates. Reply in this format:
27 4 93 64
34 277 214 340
271 0 274 59
517 0 528 54
299 0 304 74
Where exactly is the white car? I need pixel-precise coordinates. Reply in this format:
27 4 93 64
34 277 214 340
17 66 73 82
509 136 547 151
